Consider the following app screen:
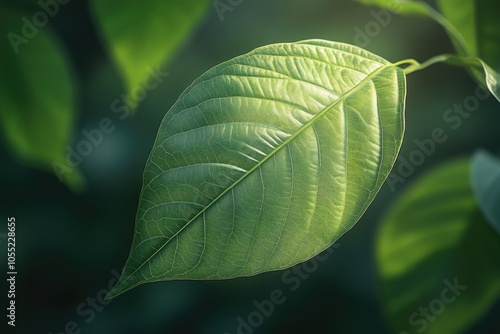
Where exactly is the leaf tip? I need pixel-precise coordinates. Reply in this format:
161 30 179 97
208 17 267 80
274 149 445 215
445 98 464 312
105 281 126 300
104 271 137 300
103 291 114 301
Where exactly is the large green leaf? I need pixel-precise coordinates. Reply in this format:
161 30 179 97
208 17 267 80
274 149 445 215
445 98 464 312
107 40 406 299
471 150 500 234
437 0 500 70
0 8 83 189
377 158 500 334
90 0 210 108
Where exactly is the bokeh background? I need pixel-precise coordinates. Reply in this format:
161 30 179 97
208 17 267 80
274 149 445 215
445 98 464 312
1 0 500 333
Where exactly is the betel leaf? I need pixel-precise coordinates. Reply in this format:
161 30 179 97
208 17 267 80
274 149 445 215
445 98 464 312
0 7 83 190
106 40 406 299
377 158 500 334
90 0 210 109
471 150 500 234
437 0 500 70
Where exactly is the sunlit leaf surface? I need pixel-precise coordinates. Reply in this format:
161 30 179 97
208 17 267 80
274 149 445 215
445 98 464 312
108 40 406 298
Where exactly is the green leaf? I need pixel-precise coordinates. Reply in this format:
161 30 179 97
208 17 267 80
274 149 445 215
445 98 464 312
107 40 406 299
377 158 500 334
471 150 500 234
0 8 83 190
437 0 500 70
90 0 210 109
436 0 477 56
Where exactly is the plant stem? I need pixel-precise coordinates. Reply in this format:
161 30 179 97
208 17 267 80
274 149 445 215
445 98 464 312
393 59 420 74
402 55 452 75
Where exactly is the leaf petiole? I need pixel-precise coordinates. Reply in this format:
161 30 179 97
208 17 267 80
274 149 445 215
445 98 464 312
396 55 452 75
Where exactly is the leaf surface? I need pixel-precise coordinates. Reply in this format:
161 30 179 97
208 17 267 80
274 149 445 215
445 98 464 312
377 158 500 334
107 40 406 299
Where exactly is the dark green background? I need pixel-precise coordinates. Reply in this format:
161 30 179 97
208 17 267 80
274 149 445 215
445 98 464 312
1 0 500 333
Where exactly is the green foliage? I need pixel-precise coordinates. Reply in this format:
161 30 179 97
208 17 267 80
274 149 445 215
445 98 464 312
437 0 500 70
1 0 499 332
108 1 500 306
90 0 210 109
377 158 500 334
356 0 500 99
0 7 83 190
436 0 500 92
471 150 500 234
0 0 211 189
437 0 478 55
353 1 500 331
106 40 406 299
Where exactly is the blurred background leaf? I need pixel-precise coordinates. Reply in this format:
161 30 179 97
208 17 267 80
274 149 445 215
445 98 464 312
436 0 477 56
377 158 500 334
437 0 500 70
0 6 83 190
90 0 211 110
471 150 500 234
435 0 500 94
